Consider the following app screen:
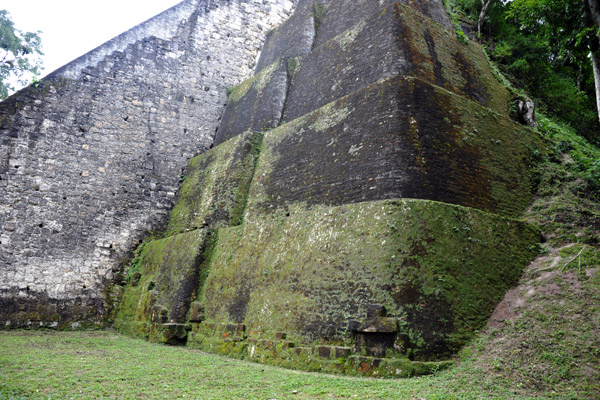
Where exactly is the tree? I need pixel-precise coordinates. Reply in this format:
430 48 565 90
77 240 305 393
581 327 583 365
508 0 600 126
0 9 43 99
477 0 493 38
447 0 504 38
584 0 600 125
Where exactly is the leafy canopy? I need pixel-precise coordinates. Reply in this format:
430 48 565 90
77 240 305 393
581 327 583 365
0 9 43 99
447 0 599 142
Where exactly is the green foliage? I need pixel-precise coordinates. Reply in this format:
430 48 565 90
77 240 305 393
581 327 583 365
455 28 469 44
448 0 482 22
524 113 600 246
124 241 147 283
446 0 600 142
443 0 471 44
537 114 600 194
586 159 600 191
0 10 43 99
500 0 599 141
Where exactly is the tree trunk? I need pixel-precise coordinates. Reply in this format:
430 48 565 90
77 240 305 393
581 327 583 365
587 0 600 26
477 0 492 38
592 44 600 124
585 0 600 123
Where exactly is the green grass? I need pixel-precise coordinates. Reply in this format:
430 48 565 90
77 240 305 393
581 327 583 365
0 327 595 400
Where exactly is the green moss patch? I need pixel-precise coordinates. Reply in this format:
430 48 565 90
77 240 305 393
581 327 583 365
228 62 280 104
114 229 207 342
216 61 288 145
187 322 453 377
166 131 262 235
198 198 539 360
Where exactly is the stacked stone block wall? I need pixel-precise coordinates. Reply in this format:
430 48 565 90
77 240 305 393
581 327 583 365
164 0 544 373
0 0 296 328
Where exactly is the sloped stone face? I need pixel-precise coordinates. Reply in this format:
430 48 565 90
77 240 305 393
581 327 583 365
252 76 541 218
201 199 539 359
398 0 453 30
116 128 264 341
215 61 289 145
295 0 452 31
166 131 262 235
312 0 451 49
283 3 509 123
114 229 207 342
254 5 316 73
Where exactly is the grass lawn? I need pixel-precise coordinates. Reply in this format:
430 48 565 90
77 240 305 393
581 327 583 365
0 325 593 400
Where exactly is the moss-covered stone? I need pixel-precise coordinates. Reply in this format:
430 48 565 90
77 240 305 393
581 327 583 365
283 3 510 123
216 61 288 145
198 198 539 360
113 229 207 342
186 320 453 377
252 75 543 218
113 0 545 376
166 131 262 235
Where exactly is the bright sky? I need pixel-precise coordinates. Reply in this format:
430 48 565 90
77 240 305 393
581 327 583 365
0 0 182 77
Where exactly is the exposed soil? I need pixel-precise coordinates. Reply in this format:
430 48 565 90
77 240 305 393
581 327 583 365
461 244 600 398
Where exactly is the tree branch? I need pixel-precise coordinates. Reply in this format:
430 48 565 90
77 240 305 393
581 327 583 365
478 0 493 38
561 246 588 272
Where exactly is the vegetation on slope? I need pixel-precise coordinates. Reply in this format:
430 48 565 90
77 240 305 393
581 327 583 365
440 2 600 394
527 115 600 245
446 0 600 143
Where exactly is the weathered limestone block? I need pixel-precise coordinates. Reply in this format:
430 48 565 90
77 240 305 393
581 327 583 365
516 95 539 127
252 76 542 218
157 323 189 345
215 62 289 145
167 131 262 235
283 3 510 123
312 0 451 49
349 305 400 358
113 229 207 342
254 4 316 73
199 199 539 359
